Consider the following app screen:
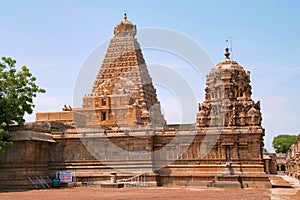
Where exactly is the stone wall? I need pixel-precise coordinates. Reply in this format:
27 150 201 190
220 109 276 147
46 124 269 187
0 123 271 189
263 152 277 174
286 134 300 179
276 153 287 173
0 126 55 190
154 127 268 187
47 126 159 186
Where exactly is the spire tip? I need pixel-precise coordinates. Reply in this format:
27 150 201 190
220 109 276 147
123 11 127 20
224 39 230 59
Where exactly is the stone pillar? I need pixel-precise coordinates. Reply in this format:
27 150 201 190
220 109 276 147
265 159 270 174
110 173 117 183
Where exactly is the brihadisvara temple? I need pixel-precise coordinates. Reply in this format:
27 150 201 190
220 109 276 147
0 14 272 189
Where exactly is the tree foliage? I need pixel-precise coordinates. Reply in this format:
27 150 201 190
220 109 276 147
272 134 297 154
0 57 45 152
0 122 12 152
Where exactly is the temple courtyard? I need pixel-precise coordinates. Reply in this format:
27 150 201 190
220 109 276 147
1 175 299 200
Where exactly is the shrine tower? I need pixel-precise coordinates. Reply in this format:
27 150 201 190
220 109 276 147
80 13 165 127
193 43 266 178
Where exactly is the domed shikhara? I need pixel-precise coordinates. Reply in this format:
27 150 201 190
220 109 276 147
207 59 251 102
197 48 262 128
114 12 137 36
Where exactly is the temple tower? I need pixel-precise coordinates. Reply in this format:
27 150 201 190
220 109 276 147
195 43 266 177
80 13 165 127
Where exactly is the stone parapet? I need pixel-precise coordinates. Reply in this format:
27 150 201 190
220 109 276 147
36 111 86 127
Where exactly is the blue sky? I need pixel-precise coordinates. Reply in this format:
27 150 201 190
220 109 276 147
1 0 300 152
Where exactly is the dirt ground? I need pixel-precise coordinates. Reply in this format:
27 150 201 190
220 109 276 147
0 175 299 200
0 187 272 200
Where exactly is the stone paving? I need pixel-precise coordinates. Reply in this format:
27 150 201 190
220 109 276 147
271 175 300 200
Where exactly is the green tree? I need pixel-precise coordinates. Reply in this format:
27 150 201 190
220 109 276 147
0 57 45 152
272 134 297 153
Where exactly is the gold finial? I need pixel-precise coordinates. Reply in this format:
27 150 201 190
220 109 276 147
123 11 127 20
224 39 230 59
